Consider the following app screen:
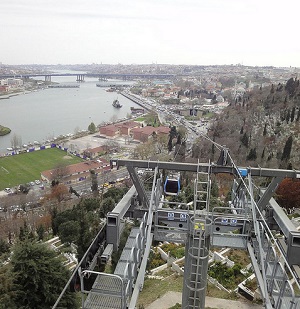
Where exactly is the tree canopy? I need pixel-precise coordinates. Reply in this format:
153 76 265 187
10 239 78 308
276 178 300 213
88 122 97 133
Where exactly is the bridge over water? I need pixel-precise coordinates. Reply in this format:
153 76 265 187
0 72 176 82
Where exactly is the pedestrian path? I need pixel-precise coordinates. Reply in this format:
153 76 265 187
145 291 263 309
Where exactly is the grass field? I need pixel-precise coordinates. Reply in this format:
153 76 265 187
137 274 183 307
0 148 83 190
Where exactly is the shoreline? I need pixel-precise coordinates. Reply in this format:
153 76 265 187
0 89 36 100
0 88 149 154
120 91 151 111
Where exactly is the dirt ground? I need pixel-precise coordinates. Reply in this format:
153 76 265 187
64 134 138 153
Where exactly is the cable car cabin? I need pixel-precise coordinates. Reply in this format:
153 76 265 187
164 175 181 196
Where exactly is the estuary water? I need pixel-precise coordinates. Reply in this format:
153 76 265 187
0 73 139 153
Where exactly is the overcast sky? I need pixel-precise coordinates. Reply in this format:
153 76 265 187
1 0 299 67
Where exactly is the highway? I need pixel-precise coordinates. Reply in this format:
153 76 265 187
121 90 209 142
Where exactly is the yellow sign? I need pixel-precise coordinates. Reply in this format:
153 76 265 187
194 222 205 230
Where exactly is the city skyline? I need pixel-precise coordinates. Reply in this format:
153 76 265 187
1 0 300 68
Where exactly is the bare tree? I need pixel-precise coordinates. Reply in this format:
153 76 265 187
110 115 118 123
155 134 168 154
74 126 80 135
69 143 75 152
102 140 120 153
177 125 188 142
10 133 22 150
50 163 70 183
133 141 155 159
49 183 70 203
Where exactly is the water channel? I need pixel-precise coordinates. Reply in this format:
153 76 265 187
0 72 140 153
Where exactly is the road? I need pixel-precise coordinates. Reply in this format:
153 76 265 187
71 167 129 193
125 92 210 142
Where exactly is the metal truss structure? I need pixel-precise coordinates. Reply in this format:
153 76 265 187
54 158 300 309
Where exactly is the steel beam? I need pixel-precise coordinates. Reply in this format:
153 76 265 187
257 176 285 211
247 243 273 309
110 159 300 178
126 166 149 208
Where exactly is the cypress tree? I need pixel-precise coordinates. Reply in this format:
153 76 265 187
286 109 291 123
281 136 293 161
247 148 257 161
240 132 249 148
263 123 267 136
90 169 99 193
261 147 265 159
297 108 300 122
285 77 296 96
267 154 272 161
291 106 296 122
168 136 173 152
211 179 219 197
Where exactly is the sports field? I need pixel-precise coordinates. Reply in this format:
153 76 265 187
0 148 83 190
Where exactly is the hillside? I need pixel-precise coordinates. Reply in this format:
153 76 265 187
192 77 300 169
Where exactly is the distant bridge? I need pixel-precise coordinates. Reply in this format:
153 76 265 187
0 72 176 82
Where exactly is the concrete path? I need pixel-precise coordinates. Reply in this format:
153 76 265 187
146 291 263 309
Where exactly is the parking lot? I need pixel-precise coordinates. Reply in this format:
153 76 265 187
64 134 139 153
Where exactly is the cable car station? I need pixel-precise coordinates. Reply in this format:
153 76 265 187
54 156 300 309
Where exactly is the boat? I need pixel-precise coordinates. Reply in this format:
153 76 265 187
131 106 145 114
48 84 80 88
106 87 116 92
112 99 122 108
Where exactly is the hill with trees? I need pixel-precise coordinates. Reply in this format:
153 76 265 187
0 125 11 136
192 77 300 170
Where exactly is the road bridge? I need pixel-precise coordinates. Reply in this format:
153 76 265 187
0 72 176 82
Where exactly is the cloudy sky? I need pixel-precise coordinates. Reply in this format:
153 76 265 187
1 0 299 67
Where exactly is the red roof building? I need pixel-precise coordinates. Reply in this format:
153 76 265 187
156 126 171 135
0 85 9 93
83 146 107 159
131 126 170 143
41 159 110 183
99 125 120 137
116 121 141 136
